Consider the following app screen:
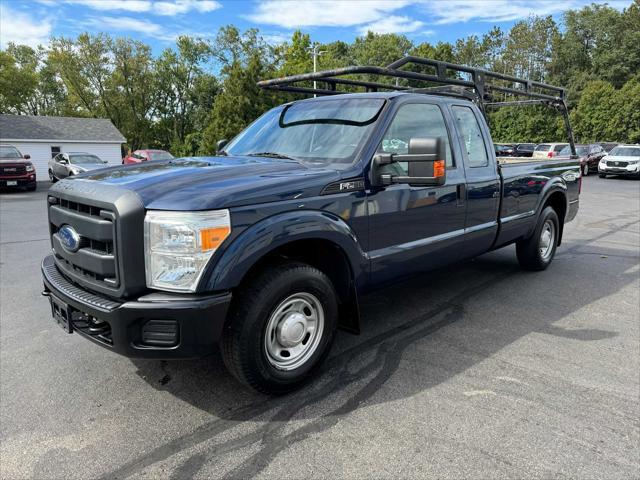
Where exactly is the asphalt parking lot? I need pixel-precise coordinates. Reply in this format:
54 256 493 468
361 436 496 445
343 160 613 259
1 176 639 479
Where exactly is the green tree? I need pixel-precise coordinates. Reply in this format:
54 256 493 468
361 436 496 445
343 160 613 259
154 36 218 151
201 26 279 153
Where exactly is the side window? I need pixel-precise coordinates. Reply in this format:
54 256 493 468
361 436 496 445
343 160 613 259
51 146 61 159
377 103 454 174
452 106 488 167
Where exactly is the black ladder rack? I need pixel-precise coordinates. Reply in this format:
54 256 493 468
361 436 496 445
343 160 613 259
257 56 576 153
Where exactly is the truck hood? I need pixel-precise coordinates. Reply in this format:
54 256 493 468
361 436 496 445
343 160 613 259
603 155 640 162
0 158 31 165
73 156 342 210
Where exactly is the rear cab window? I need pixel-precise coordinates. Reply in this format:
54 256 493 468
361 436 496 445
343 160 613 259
535 144 551 152
451 105 488 167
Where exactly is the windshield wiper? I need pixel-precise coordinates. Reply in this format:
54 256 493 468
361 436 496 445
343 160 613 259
246 152 297 161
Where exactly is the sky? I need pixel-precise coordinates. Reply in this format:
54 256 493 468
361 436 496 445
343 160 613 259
0 0 633 52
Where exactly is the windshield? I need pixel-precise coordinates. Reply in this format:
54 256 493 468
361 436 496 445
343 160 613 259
609 146 640 157
0 146 22 159
559 146 587 156
150 151 174 161
70 154 102 164
225 98 386 168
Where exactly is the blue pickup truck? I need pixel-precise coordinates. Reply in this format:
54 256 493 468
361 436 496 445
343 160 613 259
42 58 580 393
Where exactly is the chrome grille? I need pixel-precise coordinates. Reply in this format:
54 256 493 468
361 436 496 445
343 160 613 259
49 196 119 289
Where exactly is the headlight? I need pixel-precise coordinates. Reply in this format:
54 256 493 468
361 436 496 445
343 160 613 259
25 164 35 172
69 167 81 174
144 210 231 292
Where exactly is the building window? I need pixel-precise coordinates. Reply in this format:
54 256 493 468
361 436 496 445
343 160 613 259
51 146 61 158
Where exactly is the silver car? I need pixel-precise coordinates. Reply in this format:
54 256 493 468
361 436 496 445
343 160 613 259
48 152 109 182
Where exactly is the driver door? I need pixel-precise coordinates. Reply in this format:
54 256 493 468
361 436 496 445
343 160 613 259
367 101 467 285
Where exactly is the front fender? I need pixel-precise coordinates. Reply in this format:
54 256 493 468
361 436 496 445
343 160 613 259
200 210 369 292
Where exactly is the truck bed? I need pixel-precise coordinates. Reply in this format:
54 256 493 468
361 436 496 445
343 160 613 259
494 158 581 248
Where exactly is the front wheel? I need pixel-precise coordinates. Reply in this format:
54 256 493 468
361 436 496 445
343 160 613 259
598 173 607 178
222 262 338 394
582 164 589 176
49 170 57 183
516 206 560 271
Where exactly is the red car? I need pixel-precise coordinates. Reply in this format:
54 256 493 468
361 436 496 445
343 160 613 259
1 144 36 191
557 144 606 176
123 149 174 165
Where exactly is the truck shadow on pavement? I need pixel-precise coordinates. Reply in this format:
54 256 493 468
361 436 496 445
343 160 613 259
116 218 638 479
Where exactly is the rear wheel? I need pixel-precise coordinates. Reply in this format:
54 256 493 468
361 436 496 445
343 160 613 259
222 262 338 394
516 206 560 271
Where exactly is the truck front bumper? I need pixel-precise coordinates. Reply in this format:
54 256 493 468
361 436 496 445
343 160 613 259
0 173 37 188
41 255 232 359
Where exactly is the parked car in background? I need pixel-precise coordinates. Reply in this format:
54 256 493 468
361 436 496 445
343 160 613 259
0 144 36 191
48 152 108 182
513 143 536 157
596 142 619 153
494 143 516 156
532 143 569 159
557 144 606 176
123 149 174 164
598 145 640 178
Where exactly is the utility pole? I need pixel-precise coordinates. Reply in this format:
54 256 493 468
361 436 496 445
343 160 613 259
311 43 326 97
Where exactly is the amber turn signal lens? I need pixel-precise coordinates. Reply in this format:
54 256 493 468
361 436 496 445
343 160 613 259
434 160 445 177
200 226 231 251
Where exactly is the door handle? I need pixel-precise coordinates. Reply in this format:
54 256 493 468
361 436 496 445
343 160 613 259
456 184 466 206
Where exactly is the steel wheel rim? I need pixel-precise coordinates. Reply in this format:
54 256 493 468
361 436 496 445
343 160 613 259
539 220 555 260
264 292 324 371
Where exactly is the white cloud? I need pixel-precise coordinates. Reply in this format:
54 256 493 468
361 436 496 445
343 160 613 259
418 0 595 24
85 15 214 41
60 0 220 16
154 0 221 16
358 15 424 35
0 4 52 48
86 15 173 40
66 0 152 12
261 33 291 45
246 0 412 28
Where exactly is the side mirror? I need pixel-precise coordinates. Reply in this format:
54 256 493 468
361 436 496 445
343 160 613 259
23 154 30 160
372 137 446 187
216 139 228 154
103 160 108 164
59 159 68 165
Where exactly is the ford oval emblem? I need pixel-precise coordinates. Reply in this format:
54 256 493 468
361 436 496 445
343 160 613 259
58 225 81 252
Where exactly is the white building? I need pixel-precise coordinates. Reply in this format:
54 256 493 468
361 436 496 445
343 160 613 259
0 114 125 179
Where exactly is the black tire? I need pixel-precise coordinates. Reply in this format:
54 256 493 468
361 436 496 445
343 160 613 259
598 173 607 178
49 170 57 183
222 262 339 394
516 206 560 271
26 184 36 192
582 164 589 176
